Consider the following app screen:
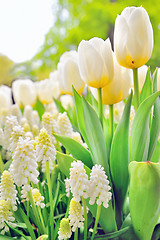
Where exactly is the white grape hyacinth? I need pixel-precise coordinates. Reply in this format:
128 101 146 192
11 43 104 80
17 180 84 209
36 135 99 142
3 116 19 150
57 112 73 138
89 165 112 208
58 218 72 240
10 104 22 123
0 171 18 211
9 137 39 187
68 198 84 232
0 200 16 234
32 188 45 208
65 160 89 202
9 125 25 152
35 128 57 172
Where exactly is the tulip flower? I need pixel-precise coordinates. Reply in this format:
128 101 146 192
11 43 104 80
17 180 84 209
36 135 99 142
78 37 114 88
90 55 131 105
36 78 60 104
57 51 85 95
0 85 12 110
114 6 153 69
129 161 160 240
12 79 36 106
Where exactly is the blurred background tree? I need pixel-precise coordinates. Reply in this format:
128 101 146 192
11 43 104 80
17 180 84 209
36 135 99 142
4 0 160 83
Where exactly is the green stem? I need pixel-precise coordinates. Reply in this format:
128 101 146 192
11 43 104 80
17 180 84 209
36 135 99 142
82 197 87 240
98 88 103 127
133 68 140 111
0 151 4 173
109 104 114 142
27 200 29 218
91 205 101 240
46 161 54 239
28 189 45 234
38 206 46 232
74 228 78 240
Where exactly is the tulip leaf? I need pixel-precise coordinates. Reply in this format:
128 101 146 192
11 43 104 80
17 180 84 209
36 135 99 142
56 151 117 233
131 91 160 162
82 97 110 178
72 87 90 147
110 92 132 214
140 66 152 103
54 134 93 168
151 224 160 240
148 68 160 161
150 141 160 163
33 98 45 120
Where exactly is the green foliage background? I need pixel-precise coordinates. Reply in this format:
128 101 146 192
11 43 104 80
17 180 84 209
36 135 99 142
3 0 160 83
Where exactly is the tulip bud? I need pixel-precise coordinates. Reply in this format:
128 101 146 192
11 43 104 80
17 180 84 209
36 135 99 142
129 161 160 240
12 79 37 106
114 6 153 69
0 85 12 110
36 78 60 104
90 55 131 105
78 37 114 88
57 51 85 95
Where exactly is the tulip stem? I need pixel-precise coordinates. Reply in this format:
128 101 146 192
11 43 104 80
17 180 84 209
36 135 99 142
133 68 140 111
98 88 103 127
109 104 114 142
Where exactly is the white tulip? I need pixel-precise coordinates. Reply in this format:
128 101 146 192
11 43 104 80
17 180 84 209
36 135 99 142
78 37 114 88
36 78 60 104
114 6 153 69
12 79 36 106
90 55 131 105
57 51 85 95
0 85 12 110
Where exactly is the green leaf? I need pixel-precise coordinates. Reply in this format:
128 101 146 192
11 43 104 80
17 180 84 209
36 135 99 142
33 98 45 120
110 92 132 212
18 207 36 240
151 224 160 240
82 97 110 178
54 134 93 168
5 221 29 240
72 87 90 147
140 67 152 103
131 91 160 162
54 98 66 114
56 151 117 233
148 68 160 161
94 226 130 239
150 141 160 163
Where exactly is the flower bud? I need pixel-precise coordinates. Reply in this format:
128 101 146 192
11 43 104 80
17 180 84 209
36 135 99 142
78 37 114 88
114 7 153 69
129 161 160 240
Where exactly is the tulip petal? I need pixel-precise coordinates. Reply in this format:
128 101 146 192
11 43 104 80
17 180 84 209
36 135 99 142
114 15 129 68
78 40 104 87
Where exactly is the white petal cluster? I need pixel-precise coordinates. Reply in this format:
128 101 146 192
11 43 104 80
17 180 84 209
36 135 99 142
0 199 16 234
57 112 73 138
42 112 59 144
58 218 72 240
3 116 18 150
0 171 18 211
9 125 25 152
9 137 39 187
89 165 112 208
32 188 45 208
35 128 57 172
10 104 22 123
68 198 84 232
65 160 89 202
21 184 31 200
0 128 4 146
